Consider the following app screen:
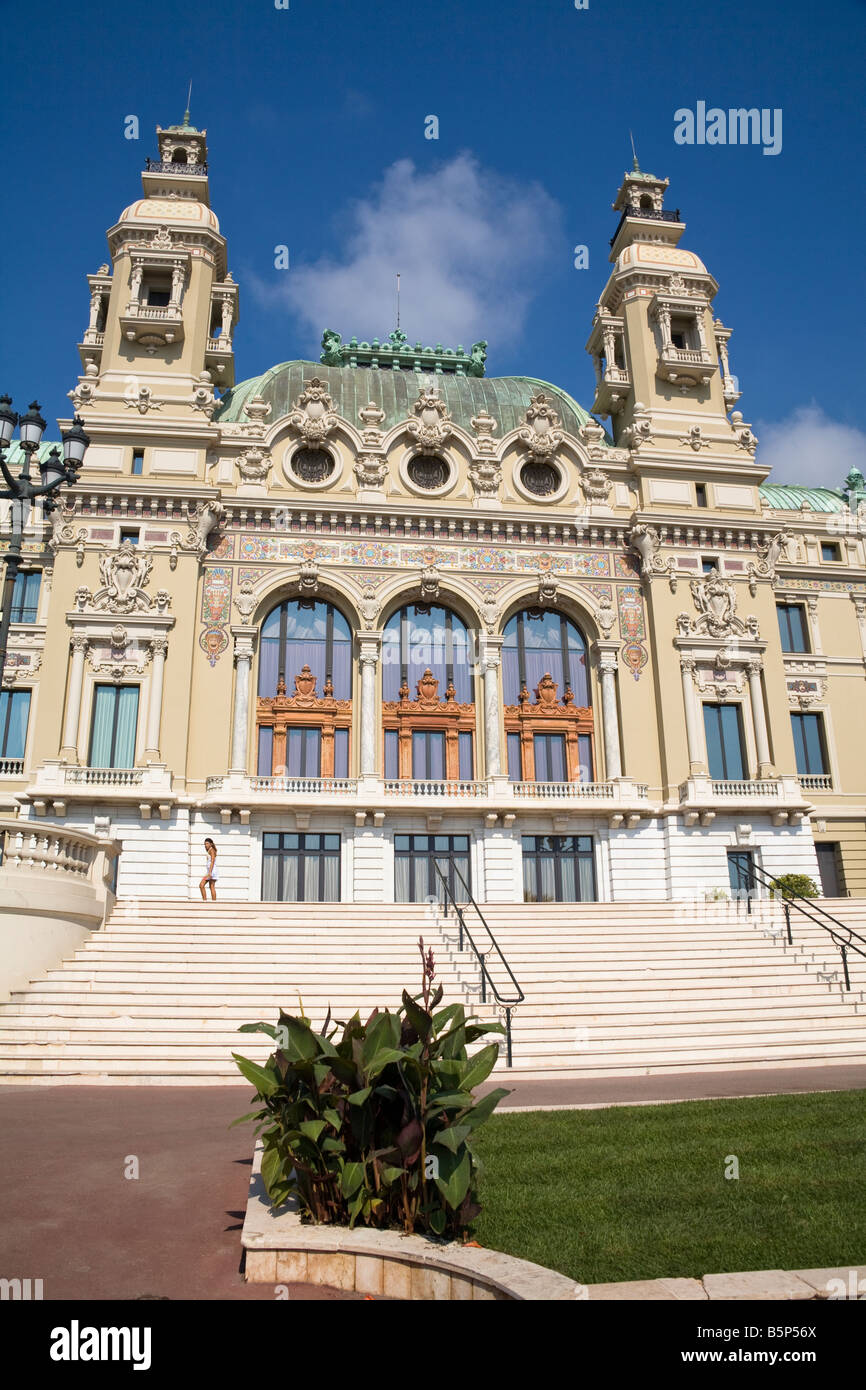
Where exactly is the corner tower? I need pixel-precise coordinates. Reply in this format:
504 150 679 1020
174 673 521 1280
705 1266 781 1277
586 162 751 466
72 112 239 421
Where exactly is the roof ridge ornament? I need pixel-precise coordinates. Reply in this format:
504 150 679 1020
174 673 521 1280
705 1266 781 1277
320 329 487 377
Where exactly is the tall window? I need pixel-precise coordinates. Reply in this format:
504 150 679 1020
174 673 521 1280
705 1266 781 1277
9 571 40 623
703 703 746 781
0 689 30 760
522 835 596 903
258 599 351 699
777 603 809 653
791 712 828 776
382 604 472 702
502 609 589 705
89 685 139 767
262 832 340 902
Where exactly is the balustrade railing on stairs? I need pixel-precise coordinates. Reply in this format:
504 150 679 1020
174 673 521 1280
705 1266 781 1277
432 859 524 1066
731 859 866 992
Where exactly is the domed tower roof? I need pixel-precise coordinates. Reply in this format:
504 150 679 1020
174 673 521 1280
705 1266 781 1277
117 196 219 233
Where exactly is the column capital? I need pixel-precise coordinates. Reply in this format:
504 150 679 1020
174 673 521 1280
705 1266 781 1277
479 633 503 668
230 625 257 661
358 632 383 666
593 638 621 673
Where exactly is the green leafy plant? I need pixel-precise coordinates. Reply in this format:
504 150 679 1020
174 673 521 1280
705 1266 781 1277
770 873 820 901
232 938 507 1238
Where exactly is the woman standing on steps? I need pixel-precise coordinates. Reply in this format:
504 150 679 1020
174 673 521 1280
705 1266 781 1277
200 838 218 900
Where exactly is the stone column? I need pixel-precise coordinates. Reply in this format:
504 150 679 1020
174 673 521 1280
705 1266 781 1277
480 636 503 778
747 659 774 779
594 641 623 779
806 596 823 654
852 595 866 661
144 637 167 761
358 635 381 777
680 656 707 773
229 627 257 775
60 633 89 762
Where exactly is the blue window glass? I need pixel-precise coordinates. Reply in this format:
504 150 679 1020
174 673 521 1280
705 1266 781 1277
533 732 567 782
9 571 40 623
333 727 349 778
791 712 827 775
412 730 445 779
258 600 351 699
0 689 31 759
502 608 589 705
703 703 745 780
382 604 472 702
777 604 808 653
384 729 399 780
257 725 274 776
89 685 139 767
506 732 522 781
458 731 473 780
286 727 321 776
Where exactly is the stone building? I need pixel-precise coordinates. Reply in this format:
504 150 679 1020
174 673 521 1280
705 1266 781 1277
4 116 865 907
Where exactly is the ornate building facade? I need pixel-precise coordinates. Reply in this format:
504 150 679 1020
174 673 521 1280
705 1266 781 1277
4 118 866 905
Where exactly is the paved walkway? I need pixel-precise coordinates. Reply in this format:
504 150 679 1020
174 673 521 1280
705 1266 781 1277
2 1066 865 1300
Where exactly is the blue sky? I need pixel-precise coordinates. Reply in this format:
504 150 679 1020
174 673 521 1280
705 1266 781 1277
1 0 864 485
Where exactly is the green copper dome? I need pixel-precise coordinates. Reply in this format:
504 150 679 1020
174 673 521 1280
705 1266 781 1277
214 361 606 442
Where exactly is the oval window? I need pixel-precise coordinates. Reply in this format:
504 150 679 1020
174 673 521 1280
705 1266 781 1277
292 448 335 483
407 456 449 490
520 461 560 496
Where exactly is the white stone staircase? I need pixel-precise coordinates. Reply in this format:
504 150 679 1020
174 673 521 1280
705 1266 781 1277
0 897 863 1084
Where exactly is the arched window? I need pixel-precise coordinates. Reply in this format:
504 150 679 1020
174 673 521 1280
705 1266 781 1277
502 608 589 705
258 599 351 699
256 599 352 780
502 608 593 783
171 147 188 164
382 603 475 782
382 603 472 702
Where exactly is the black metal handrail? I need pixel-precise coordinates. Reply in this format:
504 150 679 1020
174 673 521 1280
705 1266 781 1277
731 860 866 992
610 204 682 246
432 858 524 1066
144 159 208 175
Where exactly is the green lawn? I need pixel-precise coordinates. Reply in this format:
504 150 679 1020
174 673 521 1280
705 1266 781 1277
471 1089 866 1284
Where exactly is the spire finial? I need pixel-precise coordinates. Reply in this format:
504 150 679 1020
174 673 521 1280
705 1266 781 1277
630 130 640 172
183 79 192 125
395 272 401 331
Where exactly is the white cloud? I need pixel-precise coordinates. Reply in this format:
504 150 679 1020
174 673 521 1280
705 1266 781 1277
756 404 866 489
250 153 563 352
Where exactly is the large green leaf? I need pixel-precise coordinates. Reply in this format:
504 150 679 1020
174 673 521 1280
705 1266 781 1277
432 1144 472 1211
347 1086 372 1107
299 1119 327 1143
277 1014 322 1061
238 1021 281 1038
232 1052 280 1096
433 1123 472 1153
261 1142 286 1199
461 1086 509 1127
460 1043 501 1092
340 1161 365 1197
401 990 433 1041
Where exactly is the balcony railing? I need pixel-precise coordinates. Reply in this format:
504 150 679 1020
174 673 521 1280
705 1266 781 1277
249 776 358 795
798 773 833 792
132 304 181 321
610 204 681 245
0 758 24 776
66 768 145 787
710 779 781 797
207 336 233 353
513 780 616 799
384 779 488 797
145 159 208 175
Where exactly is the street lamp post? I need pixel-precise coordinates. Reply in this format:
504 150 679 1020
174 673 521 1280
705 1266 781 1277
0 396 89 681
